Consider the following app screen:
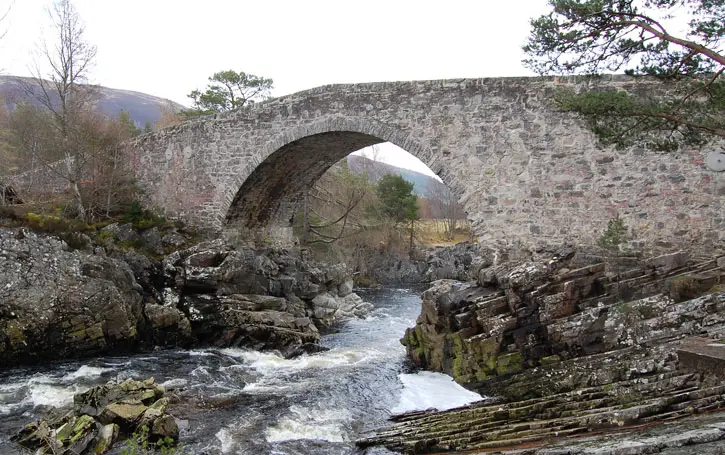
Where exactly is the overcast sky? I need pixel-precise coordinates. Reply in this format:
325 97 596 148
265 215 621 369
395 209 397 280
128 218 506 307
0 0 551 176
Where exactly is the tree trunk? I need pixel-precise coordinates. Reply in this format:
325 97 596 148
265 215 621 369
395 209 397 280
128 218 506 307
409 219 415 258
71 180 86 220
64 153 85 219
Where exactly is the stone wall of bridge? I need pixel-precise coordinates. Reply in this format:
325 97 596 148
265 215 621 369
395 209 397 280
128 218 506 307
128 75 725 252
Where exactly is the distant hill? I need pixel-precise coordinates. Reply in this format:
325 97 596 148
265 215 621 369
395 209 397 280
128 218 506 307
0 76 446 185
346 154 445 198
0 76 184 128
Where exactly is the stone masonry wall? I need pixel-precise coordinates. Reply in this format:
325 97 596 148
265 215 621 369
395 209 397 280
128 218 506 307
128 75 725 252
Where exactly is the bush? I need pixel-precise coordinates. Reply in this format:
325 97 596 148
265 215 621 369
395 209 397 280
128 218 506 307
24 212 91 234
121 200 167 230
598 215 628 250
670 275 700 302
120 426 187 455
122 200 144 224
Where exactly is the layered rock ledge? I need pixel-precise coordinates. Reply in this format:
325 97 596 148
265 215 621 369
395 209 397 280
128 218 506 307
359 250 725 453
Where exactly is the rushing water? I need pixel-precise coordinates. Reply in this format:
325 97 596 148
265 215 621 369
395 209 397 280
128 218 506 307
0 287 482 454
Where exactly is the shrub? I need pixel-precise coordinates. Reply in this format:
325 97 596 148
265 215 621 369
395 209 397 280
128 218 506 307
24 212 91 234
598 215 628 250
121 200 167 230
122 200 144 224
670 275 700 302
120 426 187 455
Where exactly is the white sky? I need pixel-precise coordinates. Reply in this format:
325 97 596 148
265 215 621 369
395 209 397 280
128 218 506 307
0 0 551 177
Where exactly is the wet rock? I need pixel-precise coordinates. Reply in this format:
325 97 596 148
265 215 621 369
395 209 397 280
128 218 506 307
166 241 373 350
282 342 331 359
0 227 372 366
144 303 194 347
338 278 354 297
366 251 725 454
150 414 179 441
14 378 178 455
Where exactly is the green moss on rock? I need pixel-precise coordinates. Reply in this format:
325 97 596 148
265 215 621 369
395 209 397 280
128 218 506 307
539 355 561 366
496 352 523 376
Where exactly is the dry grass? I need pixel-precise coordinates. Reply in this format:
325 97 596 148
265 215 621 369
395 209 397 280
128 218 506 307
415 219 472 247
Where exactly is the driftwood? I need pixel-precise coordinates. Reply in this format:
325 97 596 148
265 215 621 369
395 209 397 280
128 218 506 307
0 183 23 205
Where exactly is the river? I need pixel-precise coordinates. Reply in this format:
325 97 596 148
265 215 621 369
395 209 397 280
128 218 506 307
0 287 482 454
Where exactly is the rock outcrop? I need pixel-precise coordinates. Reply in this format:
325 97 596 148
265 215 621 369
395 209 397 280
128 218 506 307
0 228 372 367
164 240 372 350
422 243 496 283
0 228 146 366
360 251 725 453
12 378 177 455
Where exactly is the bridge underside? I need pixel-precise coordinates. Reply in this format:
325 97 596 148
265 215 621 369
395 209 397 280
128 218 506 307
226 131 383 230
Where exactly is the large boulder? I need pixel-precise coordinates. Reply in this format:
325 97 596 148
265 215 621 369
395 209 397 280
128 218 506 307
162 241 372 349
0 228 145 367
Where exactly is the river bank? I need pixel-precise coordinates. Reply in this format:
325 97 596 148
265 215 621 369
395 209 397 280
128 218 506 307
0 287 484 454
0 227 373 368
359 249 725 453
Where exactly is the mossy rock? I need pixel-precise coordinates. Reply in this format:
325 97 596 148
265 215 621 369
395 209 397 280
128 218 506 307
70 414 96 444
496 352 523 376
93 423 119 454
100 403 148 427
6 320 26 347
539 355 561 366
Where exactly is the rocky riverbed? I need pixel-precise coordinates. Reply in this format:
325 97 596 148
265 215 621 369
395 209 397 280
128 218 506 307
12 377 178 454
359 249 725 453
5 224 725 454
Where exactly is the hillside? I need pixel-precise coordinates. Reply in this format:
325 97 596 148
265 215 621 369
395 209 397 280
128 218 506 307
0 76 184 127
346 154 445 197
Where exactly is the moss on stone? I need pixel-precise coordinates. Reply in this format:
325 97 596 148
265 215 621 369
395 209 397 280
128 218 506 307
6 321 27 349
70 415 96 444
475 370 495 382
539 355 561 366
469 337 500 375
86 323 105 341
496 352 523 376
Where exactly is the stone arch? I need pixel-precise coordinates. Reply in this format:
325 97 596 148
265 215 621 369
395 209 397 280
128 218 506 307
219 116 456 233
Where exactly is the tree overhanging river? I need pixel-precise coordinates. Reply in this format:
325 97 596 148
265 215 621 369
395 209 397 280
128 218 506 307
0 287 483 455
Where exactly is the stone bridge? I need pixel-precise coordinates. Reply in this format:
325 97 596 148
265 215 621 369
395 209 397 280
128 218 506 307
129 75 724 250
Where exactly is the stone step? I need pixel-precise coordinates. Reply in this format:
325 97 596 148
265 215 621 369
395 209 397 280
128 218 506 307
678 337 725 378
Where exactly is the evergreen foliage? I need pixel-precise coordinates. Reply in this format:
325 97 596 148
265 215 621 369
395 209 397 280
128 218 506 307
598 215 628 249
524 0 725 151
186 70 273 116
375 174 420 225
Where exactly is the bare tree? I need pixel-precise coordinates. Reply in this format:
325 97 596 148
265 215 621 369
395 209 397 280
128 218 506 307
27 0 97 218
426 180 462 240
297 158 377 245
0 1 11 43
358 144 385 183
